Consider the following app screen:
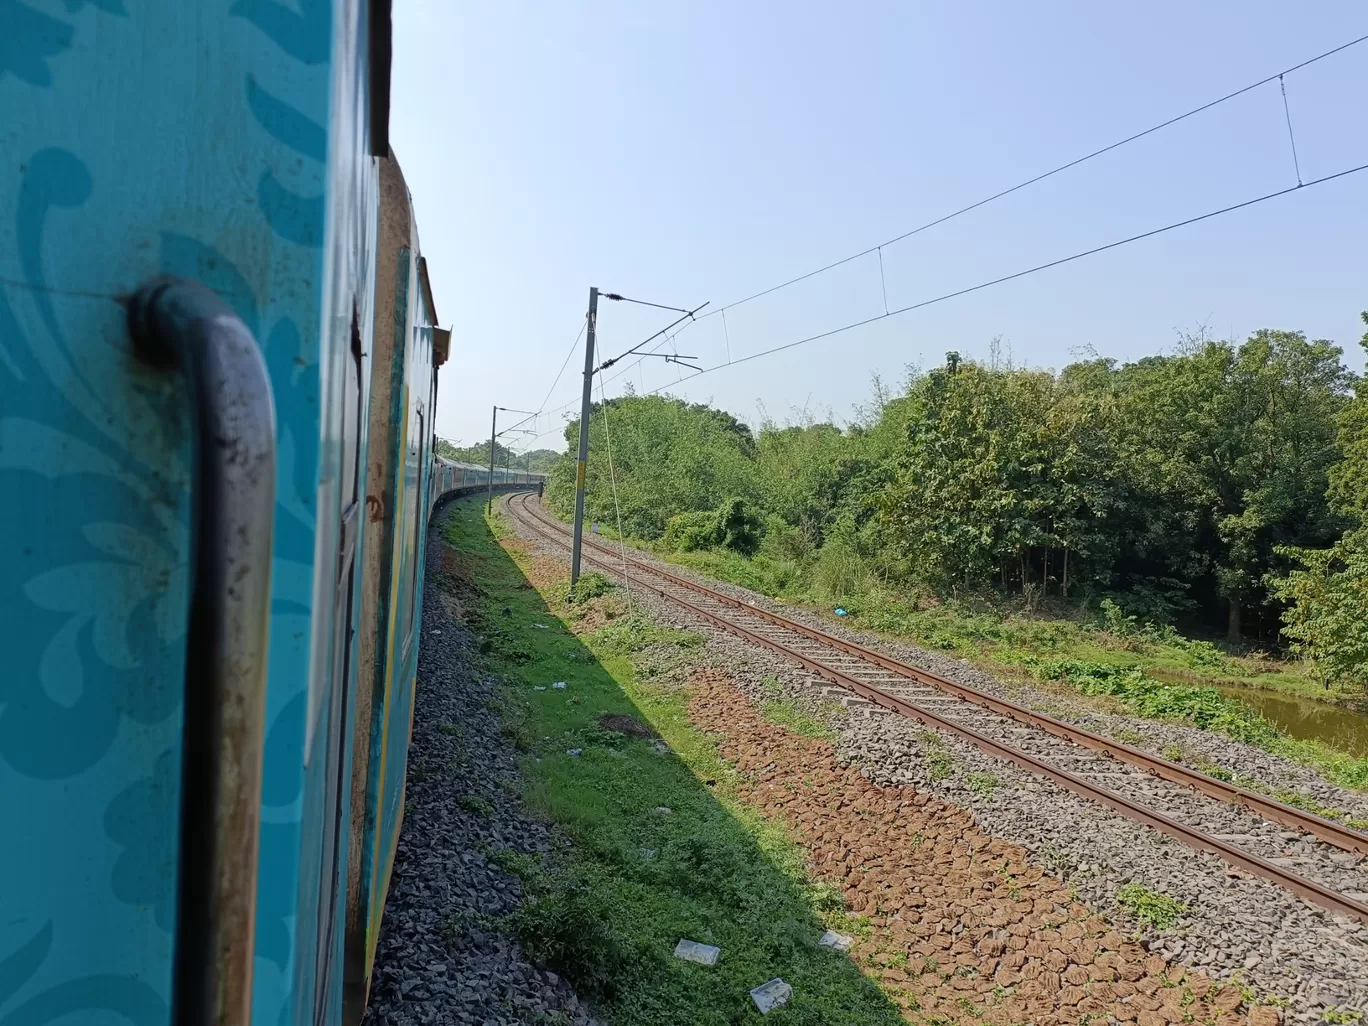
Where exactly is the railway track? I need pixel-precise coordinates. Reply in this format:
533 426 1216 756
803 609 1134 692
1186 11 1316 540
507 493 1368 926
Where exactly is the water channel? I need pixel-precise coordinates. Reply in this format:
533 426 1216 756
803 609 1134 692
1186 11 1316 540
1219 684 1368 757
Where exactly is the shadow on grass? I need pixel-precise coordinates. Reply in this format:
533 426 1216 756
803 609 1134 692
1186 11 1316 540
436 497 909 1026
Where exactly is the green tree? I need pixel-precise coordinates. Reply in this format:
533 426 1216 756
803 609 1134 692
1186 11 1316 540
545 394 757 538
533 322 1359 652
1329 314 1368 524
754 421 853 545
1112 330 1351 641
1269 313 1368 686
876 356 1121 597
1268 539 1368 689
436 437 560 472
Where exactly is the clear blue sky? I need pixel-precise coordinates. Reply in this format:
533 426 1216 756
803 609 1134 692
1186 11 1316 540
389 1 1368 453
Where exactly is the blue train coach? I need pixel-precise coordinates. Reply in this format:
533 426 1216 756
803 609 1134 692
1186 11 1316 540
0 3 542 1024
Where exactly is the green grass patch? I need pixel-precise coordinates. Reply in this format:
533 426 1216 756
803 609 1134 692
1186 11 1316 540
1115 883 1186 930
666 547 806 598
1226 772 1366 825
458 793 495 818
923 752 955 782
758 698 839 740
911 730 956 782
1195 758 1234 783
439 497 905 1024
570 571 614 603
486 846 543 880
591 616 704 655
964 772 1001 798
441 907 497 948
1324 1006 1366 1024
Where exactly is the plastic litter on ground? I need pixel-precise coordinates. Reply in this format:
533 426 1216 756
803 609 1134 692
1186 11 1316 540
672 939 721 966
749 978 792 1014
818 930 854 952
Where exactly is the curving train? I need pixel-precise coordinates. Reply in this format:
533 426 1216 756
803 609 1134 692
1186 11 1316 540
1 3 540 1024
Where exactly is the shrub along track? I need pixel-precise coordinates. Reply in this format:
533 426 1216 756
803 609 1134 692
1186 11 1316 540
508 494 1368 929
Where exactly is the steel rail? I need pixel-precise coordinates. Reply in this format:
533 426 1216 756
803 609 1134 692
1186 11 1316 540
516 495 1368 856
508 494 1368 925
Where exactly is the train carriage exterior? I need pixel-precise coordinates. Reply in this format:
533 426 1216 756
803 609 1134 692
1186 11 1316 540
0 1 385 1022
343 154 438 1021
0 3 538 1025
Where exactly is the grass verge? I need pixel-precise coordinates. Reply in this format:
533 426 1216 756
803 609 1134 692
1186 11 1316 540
437 498 905 1025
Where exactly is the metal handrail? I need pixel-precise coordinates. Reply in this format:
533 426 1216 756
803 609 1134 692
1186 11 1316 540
126 278 276 1026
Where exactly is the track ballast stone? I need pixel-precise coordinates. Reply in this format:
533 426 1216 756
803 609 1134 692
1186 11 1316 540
364 521 596 1026
608 523 1368 822
504 496 1367 1021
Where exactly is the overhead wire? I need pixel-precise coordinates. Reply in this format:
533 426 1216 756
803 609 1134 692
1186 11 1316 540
666 31 1368 330
520 315 690 424
517 32 1368 429
634 160 1368 395
524 303 704 429
1279 75 1304 187
521 160 1368 521
596 302 709 371
502 315 587 437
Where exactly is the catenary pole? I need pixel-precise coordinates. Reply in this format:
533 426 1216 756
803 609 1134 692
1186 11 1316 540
486 404 497 513
570 286 599 587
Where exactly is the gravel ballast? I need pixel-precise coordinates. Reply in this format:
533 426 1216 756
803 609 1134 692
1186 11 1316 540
363 523 596 1026
605 525 1368 823
505 496 1368 1021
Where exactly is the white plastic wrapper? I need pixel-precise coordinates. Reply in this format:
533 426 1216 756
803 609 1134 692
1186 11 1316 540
818 930 854 952
750 978 792 1014
672 939 720 966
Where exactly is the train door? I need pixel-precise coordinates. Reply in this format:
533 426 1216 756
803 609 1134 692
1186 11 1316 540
312 306 366 1022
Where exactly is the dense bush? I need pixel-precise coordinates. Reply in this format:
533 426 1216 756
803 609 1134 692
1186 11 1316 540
545 316 1368 672
663 498 764 556
1030 658 1280 743
808 537 869 601
511 869 639 1001
661 510 717 552
570 571 613 603
545 394 757 539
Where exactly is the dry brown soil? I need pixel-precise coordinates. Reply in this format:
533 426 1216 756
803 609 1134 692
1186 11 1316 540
686 668 1281 1026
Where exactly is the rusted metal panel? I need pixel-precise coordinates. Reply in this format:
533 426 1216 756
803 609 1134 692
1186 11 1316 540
344 152 414 1021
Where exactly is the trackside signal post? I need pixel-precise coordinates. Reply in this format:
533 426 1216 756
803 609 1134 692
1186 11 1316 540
569 287 598 587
